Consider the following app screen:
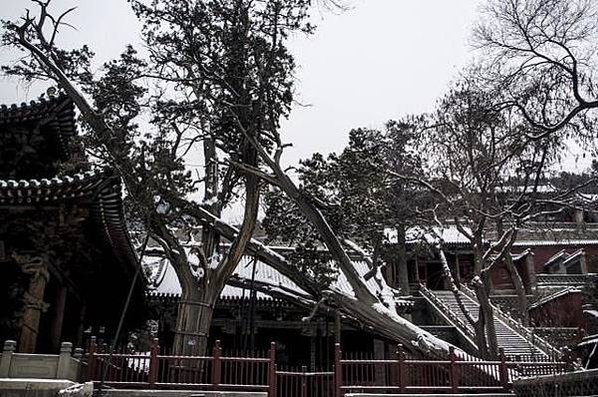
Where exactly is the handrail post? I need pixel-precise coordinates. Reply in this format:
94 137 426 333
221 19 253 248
211 340 221 390
87 336 97 381
301 365 307 397
498 348 509 391
449 346 459 393
268 341 277 397
334 343 342 397
148 338 159 388
0 340 16 377
398 344 406 392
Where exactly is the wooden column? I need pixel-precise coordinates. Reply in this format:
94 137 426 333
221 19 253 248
334 311 341 344
50 286 68 352
454 253 461 285
525 252 537 293
13 253 50 353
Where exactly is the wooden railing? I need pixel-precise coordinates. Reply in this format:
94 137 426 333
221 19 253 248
336 344 569 395
84 339 570 396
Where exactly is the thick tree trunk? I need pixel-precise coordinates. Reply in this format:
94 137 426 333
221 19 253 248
504 255 530 325
173 288 216 356
472 233 498 359
473 274 498 358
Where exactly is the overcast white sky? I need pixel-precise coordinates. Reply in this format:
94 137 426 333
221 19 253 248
0 0 485 165
0 0 591 173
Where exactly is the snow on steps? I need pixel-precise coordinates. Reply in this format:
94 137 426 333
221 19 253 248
424 289 549 356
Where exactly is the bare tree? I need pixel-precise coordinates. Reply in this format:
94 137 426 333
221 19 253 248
474 0 598 138
401 80 573 357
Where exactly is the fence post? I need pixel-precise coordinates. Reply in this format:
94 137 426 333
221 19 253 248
268 341 277 397
211 340 221 389
334 343 342 397
301 365 307 397
148 338 159 388
0 340 16 377
56 342 73 379
498 348 509 391
449 346 459 392
87 336 97 381
398 344 406 392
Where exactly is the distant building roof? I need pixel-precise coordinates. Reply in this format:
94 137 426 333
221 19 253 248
386 225 475 248
147 252 409 308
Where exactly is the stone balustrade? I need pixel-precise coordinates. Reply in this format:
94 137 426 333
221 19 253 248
0 340 82 381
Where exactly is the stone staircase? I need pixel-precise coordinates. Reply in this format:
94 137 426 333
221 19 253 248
423 288 555 357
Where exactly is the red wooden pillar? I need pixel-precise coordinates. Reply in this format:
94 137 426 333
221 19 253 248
268 342 277 397
50 286 68 352
498 348 509 390
87 336 97 381
211 340 221 389
449 346 459 392
334 343 342 397
397 344 406 392
148 338 159 388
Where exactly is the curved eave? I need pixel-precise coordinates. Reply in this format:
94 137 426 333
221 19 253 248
0 95 77 160
0 171 103 204
89 175 142 281
0 169 143 284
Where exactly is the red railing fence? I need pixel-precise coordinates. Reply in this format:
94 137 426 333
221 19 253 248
84 338 569 396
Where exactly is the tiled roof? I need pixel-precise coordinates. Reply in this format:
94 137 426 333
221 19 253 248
0 95 77 159
147 253 406 306
513 225 598 247
0 169 140 279
0 172 103 204
385 225 475 247
148 256 303 300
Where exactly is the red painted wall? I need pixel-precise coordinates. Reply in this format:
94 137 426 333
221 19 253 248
529 291 585 328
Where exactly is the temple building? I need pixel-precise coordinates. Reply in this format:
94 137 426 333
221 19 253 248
0 96 145 353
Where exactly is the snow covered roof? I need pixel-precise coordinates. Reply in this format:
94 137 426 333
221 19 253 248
385 225 474 247
147 255 303 300
543 250 567 269
542 249 585 270
511 248 532 261
146 254 388 302
512 225 598 247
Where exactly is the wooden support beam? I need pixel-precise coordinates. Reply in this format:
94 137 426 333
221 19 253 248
13 253 49 353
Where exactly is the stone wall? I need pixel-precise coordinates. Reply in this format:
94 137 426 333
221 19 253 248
513 368 598 396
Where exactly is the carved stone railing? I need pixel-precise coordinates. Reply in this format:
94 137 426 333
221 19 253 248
0 340 82 381
461 285 562 359
537 273 593 286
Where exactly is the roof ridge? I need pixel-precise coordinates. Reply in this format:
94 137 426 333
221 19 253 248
0 94 70 115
